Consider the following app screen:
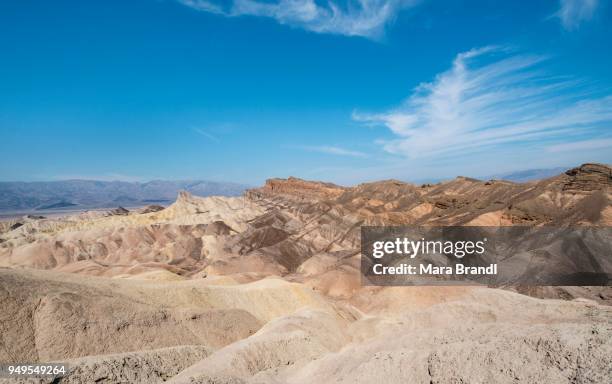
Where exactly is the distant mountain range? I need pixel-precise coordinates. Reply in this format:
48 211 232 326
486 167 568 182
0 180 249 212
408 167 571 186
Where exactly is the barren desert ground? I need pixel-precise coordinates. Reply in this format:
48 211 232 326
1 163 611 383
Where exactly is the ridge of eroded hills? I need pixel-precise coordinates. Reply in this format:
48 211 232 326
0 163 611 383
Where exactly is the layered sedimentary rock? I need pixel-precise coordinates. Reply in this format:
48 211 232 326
563 163 612 192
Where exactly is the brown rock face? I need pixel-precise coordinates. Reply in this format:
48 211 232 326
246 177 346 202
245 164 611 227
563 163 612 192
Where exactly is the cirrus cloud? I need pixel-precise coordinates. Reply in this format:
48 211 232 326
177 0 419 38
555 0 599 31
354 46 612 160
300 145 369 158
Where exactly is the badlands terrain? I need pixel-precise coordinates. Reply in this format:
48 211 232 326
0 163 611 383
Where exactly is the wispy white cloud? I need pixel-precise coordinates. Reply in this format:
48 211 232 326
177 0 419 38
547 138 612 152
354 46 612 159
179 0 225 14
192 127 220 143
300 145 369 157
555 0 599 30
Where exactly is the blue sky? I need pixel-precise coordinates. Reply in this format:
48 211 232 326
0 0 611 185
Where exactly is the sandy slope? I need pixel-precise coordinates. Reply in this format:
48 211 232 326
2 267 610 384
0 267 340 363
166 289 612 384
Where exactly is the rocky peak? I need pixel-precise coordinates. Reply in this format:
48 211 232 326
246 177 346 201
563 163 612 192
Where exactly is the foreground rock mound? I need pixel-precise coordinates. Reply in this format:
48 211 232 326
51 346 210 384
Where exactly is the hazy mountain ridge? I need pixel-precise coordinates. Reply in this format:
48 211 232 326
0 179 249 212
485 166 569 182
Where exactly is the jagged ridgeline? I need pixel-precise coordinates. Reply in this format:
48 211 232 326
1 163 609 289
